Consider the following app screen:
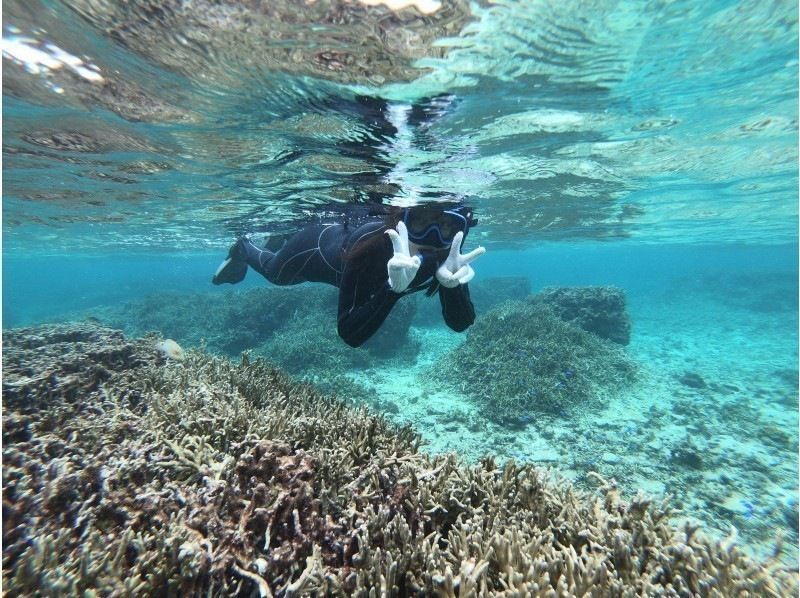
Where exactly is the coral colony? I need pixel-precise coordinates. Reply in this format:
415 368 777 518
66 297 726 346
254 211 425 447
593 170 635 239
3 323 796 595
435 289 636 423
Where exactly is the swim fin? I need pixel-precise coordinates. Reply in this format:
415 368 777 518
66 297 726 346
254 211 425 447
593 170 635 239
212 239 248 285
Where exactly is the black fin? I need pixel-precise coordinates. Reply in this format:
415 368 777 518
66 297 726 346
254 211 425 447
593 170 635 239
212 257 247 285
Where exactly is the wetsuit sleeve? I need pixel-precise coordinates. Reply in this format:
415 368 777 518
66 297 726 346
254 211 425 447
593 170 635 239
337 266 401 348
439 283 475 332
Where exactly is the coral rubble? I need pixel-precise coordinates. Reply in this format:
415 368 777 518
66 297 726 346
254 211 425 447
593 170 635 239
3 323 796 596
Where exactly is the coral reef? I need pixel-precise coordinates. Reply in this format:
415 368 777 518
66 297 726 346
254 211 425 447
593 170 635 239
87 285 417 414
90 287 305 355
469 276 532 313
255 309 371 376
433 301 637 423
413 276 532 328
4 323 795 596
531 286 631 345
304 373 380 408
88 285 418 367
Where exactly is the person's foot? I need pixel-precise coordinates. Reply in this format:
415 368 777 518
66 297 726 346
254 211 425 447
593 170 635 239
212 238 249 285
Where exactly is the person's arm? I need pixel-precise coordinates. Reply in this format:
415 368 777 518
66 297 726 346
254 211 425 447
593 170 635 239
439 283 475 332
337 221 423 348
434 230 483 332
337 265 401 348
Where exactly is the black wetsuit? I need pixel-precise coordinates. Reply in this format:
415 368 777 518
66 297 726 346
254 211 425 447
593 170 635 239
239 220 475 347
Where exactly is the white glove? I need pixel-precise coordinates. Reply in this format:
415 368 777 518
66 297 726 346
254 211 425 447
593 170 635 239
435 231 486 288
385 221 421 293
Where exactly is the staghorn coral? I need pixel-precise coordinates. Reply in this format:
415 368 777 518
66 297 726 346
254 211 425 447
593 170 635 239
432 301 637 423
3 323 797 596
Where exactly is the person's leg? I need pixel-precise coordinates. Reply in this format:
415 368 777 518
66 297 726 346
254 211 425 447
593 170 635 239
237 238 277 280
211 236 283 285
212 225 338 286
251 225 336 285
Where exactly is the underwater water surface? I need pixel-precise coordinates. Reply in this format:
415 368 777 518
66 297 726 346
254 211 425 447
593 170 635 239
3 0 799 585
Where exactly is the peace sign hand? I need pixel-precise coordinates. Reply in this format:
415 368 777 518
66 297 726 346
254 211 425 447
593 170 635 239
435 232 486 288
385 221 421 293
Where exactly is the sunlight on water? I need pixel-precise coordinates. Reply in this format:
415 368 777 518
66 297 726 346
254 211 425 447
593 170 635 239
2 0 797 251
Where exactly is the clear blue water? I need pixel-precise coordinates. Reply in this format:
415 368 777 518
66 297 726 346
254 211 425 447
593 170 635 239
3 244 797 327
3 0 798 563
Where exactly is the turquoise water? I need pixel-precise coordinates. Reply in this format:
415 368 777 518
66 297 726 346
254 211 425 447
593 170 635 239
3 0 798 566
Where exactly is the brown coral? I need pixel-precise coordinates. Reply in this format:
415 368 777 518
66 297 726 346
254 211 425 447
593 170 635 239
2 323 797 596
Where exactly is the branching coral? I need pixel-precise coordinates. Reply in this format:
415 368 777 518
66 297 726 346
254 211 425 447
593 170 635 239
532 286 632 345
433 301 638 423
413 276 531 328
88 285 419 371
3 323 796 596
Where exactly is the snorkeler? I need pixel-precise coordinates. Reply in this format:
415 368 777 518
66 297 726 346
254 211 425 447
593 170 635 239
212 204 486 347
